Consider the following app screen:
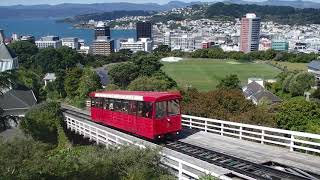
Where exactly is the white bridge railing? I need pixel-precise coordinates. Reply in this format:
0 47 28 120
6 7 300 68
65 115 231 180
182 115 320 154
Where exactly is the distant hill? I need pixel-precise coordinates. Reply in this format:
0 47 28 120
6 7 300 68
0 1 196 19
206 2 320 25
223 0 320 9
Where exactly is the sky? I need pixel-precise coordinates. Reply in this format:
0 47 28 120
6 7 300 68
0 0 320 6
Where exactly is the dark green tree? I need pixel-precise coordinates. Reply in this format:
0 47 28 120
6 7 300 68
276 99 320 133
56 46 83 69
108 62 139 87
216 74 241 90
64 67 83 98
128 76 174 91
154 45 171 53
77 68 102 99
33 47 63 73
288 72 315 96
20 102 62 144
132 54 163 77
8 41 38 68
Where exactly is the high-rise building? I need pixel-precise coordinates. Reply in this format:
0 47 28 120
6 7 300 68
240 13 261 53
136 21 152 40
94 22 111 40
91 36 114 56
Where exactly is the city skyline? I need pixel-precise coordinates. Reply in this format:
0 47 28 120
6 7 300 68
1 0 320 6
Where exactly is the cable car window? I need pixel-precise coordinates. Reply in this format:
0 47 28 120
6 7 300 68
114 100 122 112
103 98 109 110
138 102 153 119
168 99 180 116
128 101 137 115
109 99 114 111
155 101 167 119
95 98 104 108
122 100 129 113
91 98 96 107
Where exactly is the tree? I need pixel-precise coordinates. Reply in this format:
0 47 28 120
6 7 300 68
8 41 38 68
45 70 67 100
64 67 83 98
20 102 62 144
77 68 102 99
276 99 320 133
154 45 171 53
132 54 163 77
56 46 83 69
311 88 320 99
0 70 13 95
288 72 315 96
216 74 241 90
128 76 173 91
15 68 43 100
0 108 17 132
33 47 63 73
108 62 139 87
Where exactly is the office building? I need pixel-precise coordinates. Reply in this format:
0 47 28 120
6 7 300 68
21 35 35 43
136 21 152 40
0 30 19 72
91 36 114 56
240 13 261 53
94 22 111 40
61 37 79 49
35 36 62 49
272 40 289 52
120 38 152 53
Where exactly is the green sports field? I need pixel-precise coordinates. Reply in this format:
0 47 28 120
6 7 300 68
162 59 281 91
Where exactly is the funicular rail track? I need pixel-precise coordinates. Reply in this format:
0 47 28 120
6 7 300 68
61 107 319 180
164 141 318 180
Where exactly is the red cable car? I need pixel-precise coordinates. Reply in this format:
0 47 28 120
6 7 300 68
89 91 182 139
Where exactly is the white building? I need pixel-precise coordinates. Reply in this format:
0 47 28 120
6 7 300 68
0 30 19 73
170 34 196 51
43 73 56 86
119 38 152 53
61 37 79 50
77 46 92 55
35 36 62 49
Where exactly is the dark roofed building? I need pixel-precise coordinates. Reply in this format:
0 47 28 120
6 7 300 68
0 89 37 116
243 79 282 105
0 29 19 72
251 90 282 105
307 60 320 80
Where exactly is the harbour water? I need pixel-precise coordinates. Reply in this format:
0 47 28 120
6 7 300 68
0 18 136 45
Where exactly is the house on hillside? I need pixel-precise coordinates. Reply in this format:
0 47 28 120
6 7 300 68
0 30 19 72
243 79 282 105
43 73 57 86
0 89 37 117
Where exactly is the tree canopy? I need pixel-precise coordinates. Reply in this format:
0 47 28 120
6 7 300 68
216 74 241 90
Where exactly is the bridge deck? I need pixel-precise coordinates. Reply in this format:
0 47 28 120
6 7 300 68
180 130 320 175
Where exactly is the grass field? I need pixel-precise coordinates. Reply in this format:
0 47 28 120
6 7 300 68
162 59 281 91
270 61 308 71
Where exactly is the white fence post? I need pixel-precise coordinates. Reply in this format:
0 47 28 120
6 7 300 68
178 161 183 179
261 130 265 144
189 118 192 129
205 120 208 132
221 123 224 136
239 126 243 140
290 134 294 151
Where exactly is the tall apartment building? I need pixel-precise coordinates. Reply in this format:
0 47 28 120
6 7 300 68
91 36 114 56
95 22 111 40
136 21 152 40
35 36 62 49
240 13 261 53
119 38 152 53
61 37 79 50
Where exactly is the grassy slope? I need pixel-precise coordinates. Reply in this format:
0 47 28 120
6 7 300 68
271 61 308 71
162 59 281 91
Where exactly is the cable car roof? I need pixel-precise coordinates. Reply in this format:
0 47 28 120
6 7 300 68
89 90 182 102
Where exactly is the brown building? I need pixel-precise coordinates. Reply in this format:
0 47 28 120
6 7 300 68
91 36 114 56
